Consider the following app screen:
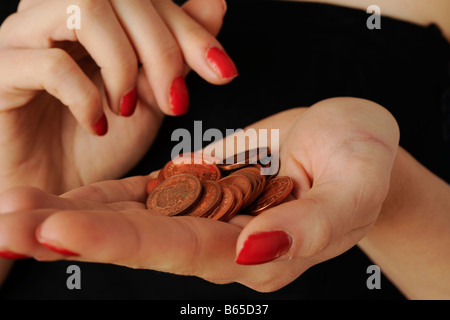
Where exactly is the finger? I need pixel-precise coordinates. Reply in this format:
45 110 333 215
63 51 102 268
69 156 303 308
0 48 105 136
131 0 228 116
110 0 187 116
17 0 45 12
155 0 238 84
32 209 311 291
235 98 400 265
0 180 148 215
0 0 139 116
0 209 63 260
182 0 226 37
60 175 151 204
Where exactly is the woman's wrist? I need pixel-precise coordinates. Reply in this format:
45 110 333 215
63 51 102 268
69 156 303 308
358 147 450 299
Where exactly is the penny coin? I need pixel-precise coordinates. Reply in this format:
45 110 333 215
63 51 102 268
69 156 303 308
146 178 159 194
231 170 258 205
157 169 165 183
222 184 244 220
186 180 223 217
246 176 294 215
209 186 235 221
218 174 252 209
147 173 203 216
162 153 221 181
218 147 271 171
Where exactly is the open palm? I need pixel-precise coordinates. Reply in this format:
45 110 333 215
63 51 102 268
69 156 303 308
0 97 399 291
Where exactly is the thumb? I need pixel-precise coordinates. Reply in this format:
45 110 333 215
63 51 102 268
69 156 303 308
182 0 227 37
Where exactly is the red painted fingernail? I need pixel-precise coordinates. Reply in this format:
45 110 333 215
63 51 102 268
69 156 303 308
120 87 138 117
41 242 79 257
235 231 291 265
94 114 108 136
206 47 238 79
170 76 189 116
0 251 28 260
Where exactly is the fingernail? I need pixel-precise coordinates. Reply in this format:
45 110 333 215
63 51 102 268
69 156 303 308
170 76 189 116
0 251 28 260
94 114 108 136
120 87 138 117
206 47 238 79
41 242 79 257
235 230 291 265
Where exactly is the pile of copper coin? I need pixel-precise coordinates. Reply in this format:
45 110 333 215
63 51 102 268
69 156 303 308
146 149 294 222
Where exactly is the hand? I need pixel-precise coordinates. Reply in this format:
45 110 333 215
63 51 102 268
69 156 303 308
0 0 233 193
0 97 399 291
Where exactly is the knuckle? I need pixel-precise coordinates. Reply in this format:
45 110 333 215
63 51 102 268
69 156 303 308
0 13 18 44
153 45 182 68
301 211 333 257
0 187 47 214
76 0 99 13
43 48 71 74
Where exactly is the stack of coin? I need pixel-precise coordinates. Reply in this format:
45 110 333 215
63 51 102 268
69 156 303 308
146 150 294 222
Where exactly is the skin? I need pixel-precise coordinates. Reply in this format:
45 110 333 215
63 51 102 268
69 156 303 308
0 97 402 292
0 0 230 286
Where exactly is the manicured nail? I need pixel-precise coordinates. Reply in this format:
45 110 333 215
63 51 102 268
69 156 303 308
235 231 291 265
41 242 79 257
120 87 138 117
94 114 108 136
206 47 238 79
170 76 189 116
0 251 28 260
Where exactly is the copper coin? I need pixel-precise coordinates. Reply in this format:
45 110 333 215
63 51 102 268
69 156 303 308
248 166 267 200
147 173 202 216
162 153 221 181
209 186 235 221
186 180 223 217
218 174 252 209
157 168 165 183
219 183 244 221
246 176 294 215
146 178 159 194
218 147 271 171
231 171 259 206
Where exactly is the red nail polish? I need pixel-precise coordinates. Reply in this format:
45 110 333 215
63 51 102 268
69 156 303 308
94 114 108 136
206 47 238 79
41 242 79 257
235 231 291 265
120 87 138 117
0 251 28 260
170 76 189 116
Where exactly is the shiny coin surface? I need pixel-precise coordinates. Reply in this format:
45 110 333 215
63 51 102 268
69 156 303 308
246 176 294 215
186 180 223 217
147 173 202 216
218 174 252 209
162 153 221 181
209 186 235 221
